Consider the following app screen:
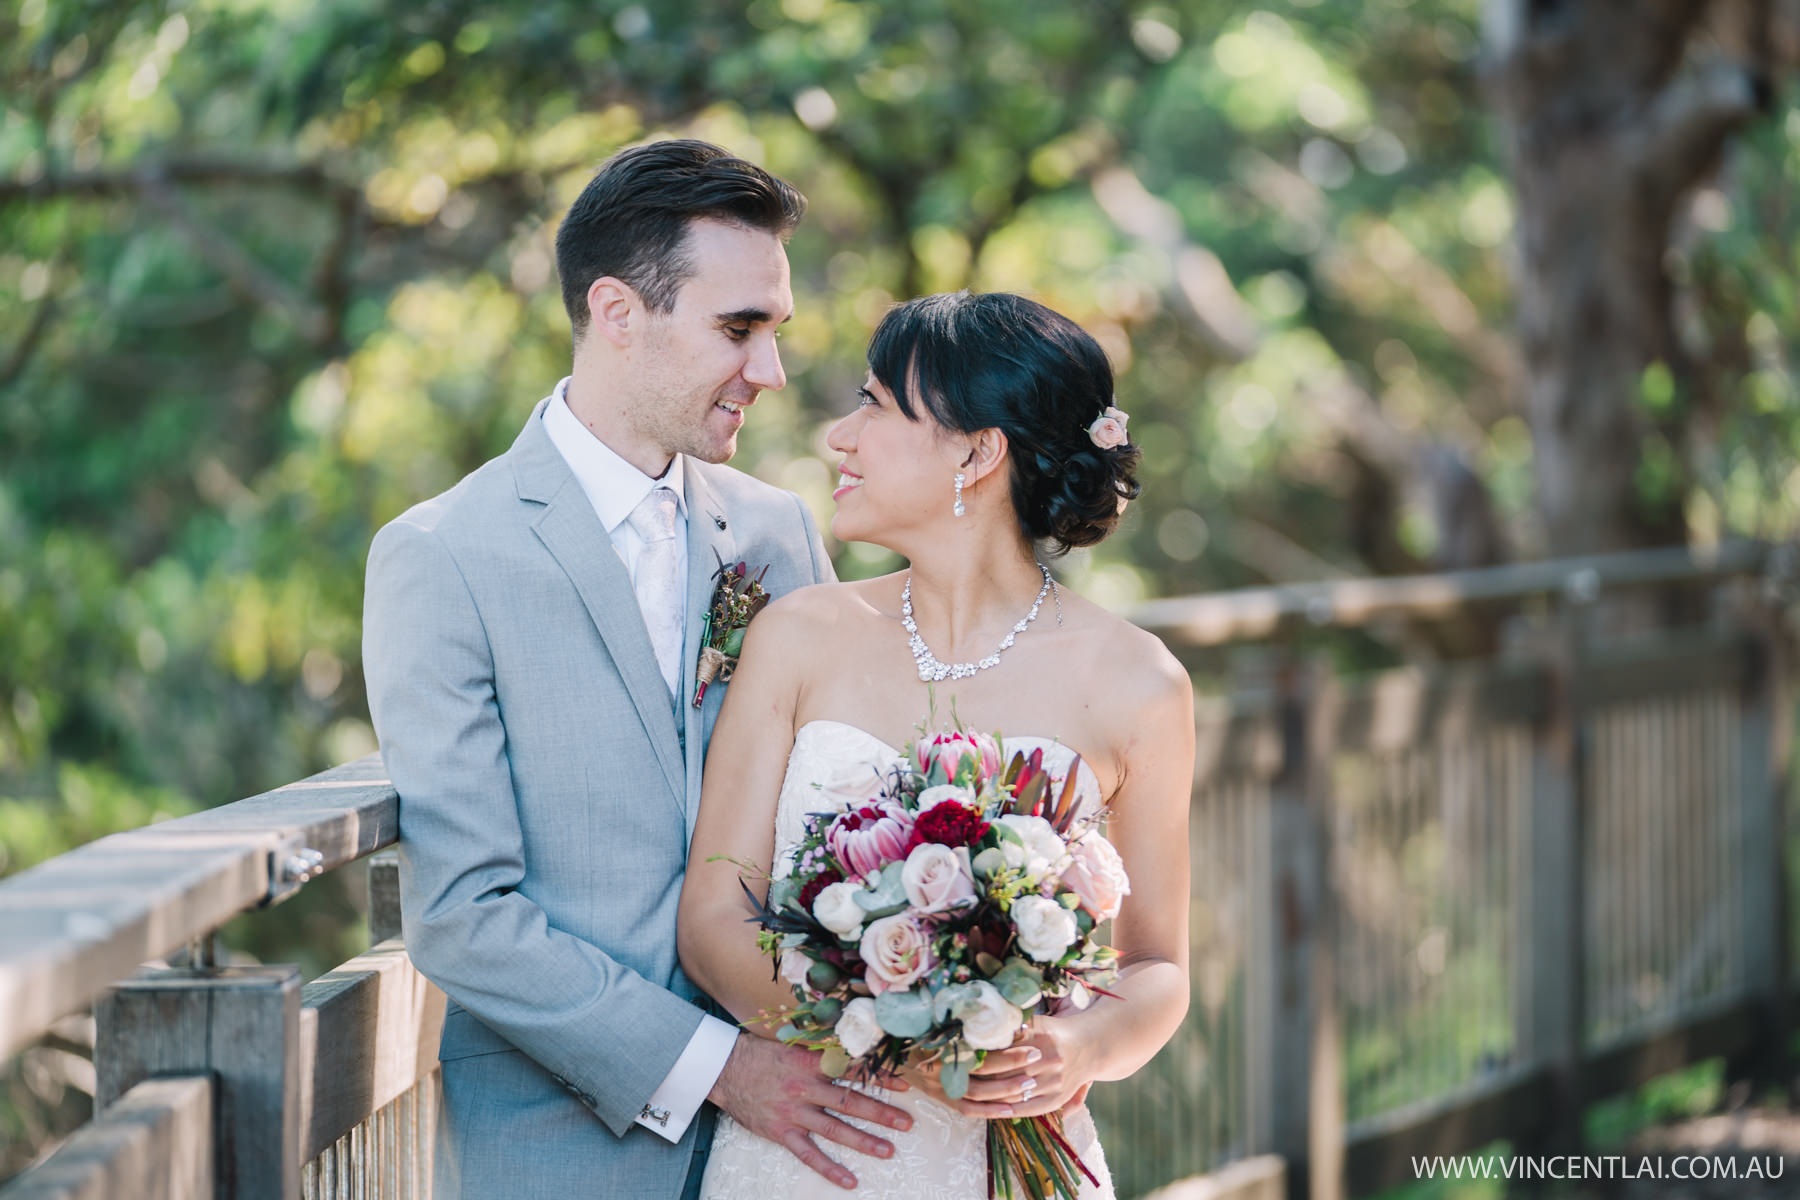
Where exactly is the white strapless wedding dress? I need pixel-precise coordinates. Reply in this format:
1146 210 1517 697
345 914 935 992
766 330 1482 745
698 720 1115 1200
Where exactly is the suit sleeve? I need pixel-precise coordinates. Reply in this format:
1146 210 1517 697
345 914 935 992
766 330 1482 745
363 517 703 1137
791 491 837 586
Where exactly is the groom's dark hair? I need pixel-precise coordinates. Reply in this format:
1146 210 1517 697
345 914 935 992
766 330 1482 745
556 139 805 339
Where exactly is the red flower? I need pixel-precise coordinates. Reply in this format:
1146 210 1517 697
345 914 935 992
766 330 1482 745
908 799 991 851
797 867 844 913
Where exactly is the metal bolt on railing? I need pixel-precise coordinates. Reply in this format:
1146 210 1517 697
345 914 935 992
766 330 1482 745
281 848 325 884
1564 566 1602 606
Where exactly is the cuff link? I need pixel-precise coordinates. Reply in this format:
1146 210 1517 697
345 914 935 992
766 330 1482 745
640 1103 672 1129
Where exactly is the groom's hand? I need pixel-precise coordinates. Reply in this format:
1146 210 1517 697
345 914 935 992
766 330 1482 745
708 1033 913 1190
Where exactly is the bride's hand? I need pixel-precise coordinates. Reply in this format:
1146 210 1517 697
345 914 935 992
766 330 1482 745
971 1016 1096 1120
898 1042 1034 1119
909 1017 1093 1120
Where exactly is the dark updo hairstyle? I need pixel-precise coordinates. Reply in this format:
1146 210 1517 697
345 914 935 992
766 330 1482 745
555 139 805 338
867 291 1141 555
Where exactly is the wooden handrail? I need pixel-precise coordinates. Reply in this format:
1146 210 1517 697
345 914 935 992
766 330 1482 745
0 1076 213 1200
1129 539 1781 647
0 755 395 1062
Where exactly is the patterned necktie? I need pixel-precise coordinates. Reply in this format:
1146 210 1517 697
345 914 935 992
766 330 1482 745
625 486 683 700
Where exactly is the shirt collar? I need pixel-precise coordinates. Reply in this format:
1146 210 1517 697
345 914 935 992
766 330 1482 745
541 377 687 533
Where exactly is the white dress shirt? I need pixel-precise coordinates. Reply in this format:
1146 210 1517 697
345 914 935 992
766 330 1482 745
542 379 738 1143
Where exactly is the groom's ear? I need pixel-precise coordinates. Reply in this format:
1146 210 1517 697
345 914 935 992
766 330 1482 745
585 276 638 348
963 427 1008 486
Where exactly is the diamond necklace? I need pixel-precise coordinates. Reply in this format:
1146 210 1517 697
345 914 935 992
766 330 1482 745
901 563 1057 682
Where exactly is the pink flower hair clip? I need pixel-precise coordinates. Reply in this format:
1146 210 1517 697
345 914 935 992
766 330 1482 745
1088 405 1129 449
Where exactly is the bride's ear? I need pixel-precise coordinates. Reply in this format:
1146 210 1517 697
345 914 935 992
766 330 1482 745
961 428 1008 487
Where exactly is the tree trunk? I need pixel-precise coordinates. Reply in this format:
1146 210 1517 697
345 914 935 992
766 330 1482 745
1484 0 1770 557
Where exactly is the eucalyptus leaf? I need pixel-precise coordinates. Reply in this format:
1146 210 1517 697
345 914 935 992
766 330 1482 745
768 877 799 911
776 1023 804 1044
807 960 844 991
855 861 908 911
820 1044 852 1079
940 1043 973 1101
932 982 976 1023
992 959 1045 1009
874 986 934 1038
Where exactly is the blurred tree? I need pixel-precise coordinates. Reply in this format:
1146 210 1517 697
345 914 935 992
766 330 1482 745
1484 0 1799 555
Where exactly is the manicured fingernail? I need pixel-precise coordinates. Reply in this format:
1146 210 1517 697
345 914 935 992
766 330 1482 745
897 1116 912 1131
1026 1049 1042 1064
878 1143 892 1157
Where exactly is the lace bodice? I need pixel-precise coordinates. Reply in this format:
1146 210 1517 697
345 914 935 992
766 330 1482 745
697 719 1113 1200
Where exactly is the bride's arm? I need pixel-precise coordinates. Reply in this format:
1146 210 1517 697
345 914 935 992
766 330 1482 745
681 588 914 1183
951 634 1196 1117
679 592 818 1030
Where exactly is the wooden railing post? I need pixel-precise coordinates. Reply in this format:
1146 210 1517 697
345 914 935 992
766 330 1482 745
1728 566 1794 1094
95 964 301 1200
368 849 402 945
1244 654 1342 1200
1519 575 1594 1156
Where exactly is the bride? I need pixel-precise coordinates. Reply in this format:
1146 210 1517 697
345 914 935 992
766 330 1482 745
679 291 1195 1198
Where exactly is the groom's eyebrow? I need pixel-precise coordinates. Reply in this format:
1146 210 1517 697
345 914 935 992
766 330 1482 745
715 307 793 326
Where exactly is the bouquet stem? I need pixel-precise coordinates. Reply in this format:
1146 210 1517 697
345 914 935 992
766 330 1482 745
988 1114 1098 1200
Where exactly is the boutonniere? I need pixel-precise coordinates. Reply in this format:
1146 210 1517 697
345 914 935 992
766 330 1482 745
694 553 772 707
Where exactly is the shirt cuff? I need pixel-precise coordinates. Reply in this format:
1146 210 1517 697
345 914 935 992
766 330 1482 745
634 1014 738 1143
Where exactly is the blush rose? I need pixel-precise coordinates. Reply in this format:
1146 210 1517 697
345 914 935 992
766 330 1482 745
859 913 934 995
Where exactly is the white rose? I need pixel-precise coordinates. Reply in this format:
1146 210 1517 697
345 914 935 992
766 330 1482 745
812 880 867 938
1012 895 1079 963
779 949 812 989
901 843 977 913
999 815 1071 879
958 981 1024 1051
835 996 884 1059
915 783 978 811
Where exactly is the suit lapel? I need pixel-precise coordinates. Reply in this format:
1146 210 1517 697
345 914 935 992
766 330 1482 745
680 462 737 831
513 405 686 810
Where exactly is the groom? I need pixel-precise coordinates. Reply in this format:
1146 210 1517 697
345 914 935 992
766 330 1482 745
363 140 909 1199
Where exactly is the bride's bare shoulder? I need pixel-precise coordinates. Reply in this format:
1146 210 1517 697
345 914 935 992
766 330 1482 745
747 574 902 647
1064 593 1191 719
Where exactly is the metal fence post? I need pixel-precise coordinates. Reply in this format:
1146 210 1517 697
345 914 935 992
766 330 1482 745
95 963 301 1200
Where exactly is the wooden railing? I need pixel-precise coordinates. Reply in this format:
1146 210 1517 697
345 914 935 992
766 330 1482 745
0 757 429 1199
0 541 1793 1199
1087 539 1796 1198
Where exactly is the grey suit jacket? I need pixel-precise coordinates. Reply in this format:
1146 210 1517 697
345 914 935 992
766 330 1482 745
363 398 832 1198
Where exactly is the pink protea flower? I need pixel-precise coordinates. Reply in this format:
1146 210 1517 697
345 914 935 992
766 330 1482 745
913 731 1002 784
828 801 914 881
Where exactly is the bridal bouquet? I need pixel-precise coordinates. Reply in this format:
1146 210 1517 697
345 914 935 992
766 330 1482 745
743 729 1129 1200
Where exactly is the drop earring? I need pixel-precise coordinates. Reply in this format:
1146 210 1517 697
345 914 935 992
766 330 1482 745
952 472 966 517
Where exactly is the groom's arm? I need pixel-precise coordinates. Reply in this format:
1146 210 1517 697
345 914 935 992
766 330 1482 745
364 516 706 1138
